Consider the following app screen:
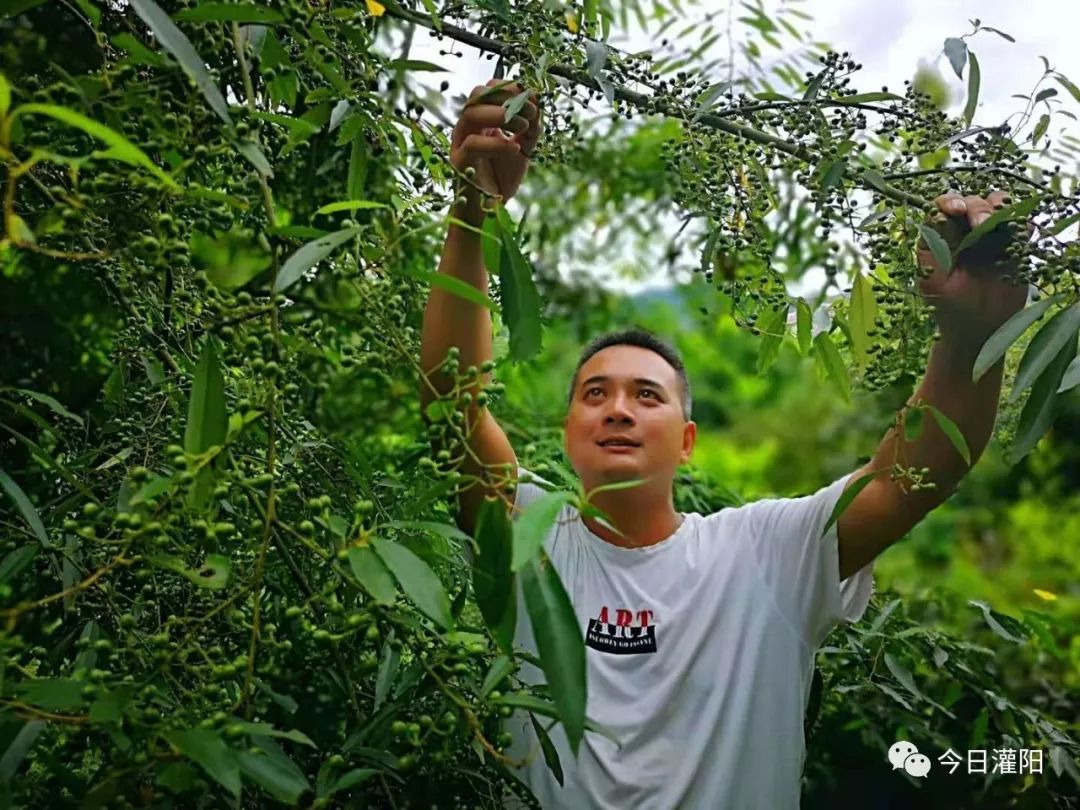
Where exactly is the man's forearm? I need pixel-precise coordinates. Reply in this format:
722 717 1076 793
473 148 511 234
863 336 1005 524
419 195 493 413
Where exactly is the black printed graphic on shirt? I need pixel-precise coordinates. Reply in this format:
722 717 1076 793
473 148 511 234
586 606 657 655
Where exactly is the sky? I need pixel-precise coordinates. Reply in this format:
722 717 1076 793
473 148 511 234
402 1 1077 294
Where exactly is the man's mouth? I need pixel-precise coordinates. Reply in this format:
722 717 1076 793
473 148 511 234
597 439 641 448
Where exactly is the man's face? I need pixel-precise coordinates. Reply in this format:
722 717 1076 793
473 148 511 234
563 345 696 492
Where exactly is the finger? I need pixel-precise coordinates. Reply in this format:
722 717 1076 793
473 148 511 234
934 193 967 217
964 195 994 228
457 105 523 133
515 94 543 152
455 134 521 161
987 189 1012 209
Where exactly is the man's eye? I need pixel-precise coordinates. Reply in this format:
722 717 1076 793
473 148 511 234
640 390 657 399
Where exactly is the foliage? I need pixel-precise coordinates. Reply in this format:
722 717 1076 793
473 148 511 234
0 0 1078 807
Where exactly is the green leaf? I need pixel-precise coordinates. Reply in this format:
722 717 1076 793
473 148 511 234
802 69 826 101
473 498 517 652
0 545 38 584
494 205 543 361
129 0 232 125
237 749 310 804
511 491 573 572
273 227 360 293
1008 304 1080 404
818 158 846 190
1 0 47 18
813 332 850 401
822 470 876 535
1046 212 1080 237
584 41 608 79
869 598 902 634
330 768 380 794
0 74 11 117
16 678 86 710
834 92 902 104
943 37 967 79
347 132 368 200
1054 74 1080 103
315 200 388 216
347 546 397 605
236 140 273 177
0 721 45 782
174 3 285 23
1032 114 1050 148
502 90 532 125
393 265 496 312
973 295 1058 381
903 407 924 442
1012 334 1076 460
884 652 925 701
480 655 514 699
0 469 50 547
531 715 564 786
953 196 1039 255
166 729 241 797
963 51 980 127
795 299 812 356
918 224 952 271
1057 356 1080 393
375 635 400 710
520 554 586 756
926 405 971 466
184 340 227 455
371 536 453 629
385 59 446 72
4 387 84 426
860 168 889 194
14 104 178 188
190 230 271 290
982 26 1015 43
968 600 1026 643
849 272 876 368
188 554 231 589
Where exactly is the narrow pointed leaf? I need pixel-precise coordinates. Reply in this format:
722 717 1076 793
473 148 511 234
918 224 952 271
511 491 573 572
371 536 453 629
473 498 516 651
813 332 850 401
963 52 980 127
520 555 586 756
348 546 397 605
129 0 231 124
273 227 359 293
973 296 1057 381
1013 337 1076 459
494 206 543 360
1057 356 1080 393
374 636 400 709
795 300 812 356
944 37 967 79
1008 304 1080 404
926 405 971 465
953 195 1039 255
237 749 309 804
0 470 49 547
532 715 564 785
165 729 241 797
15 104 177 188
849 272 876 368
823 470 876 535
184 340 227 454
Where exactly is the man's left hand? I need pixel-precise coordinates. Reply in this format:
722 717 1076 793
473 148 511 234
916 191 1029 349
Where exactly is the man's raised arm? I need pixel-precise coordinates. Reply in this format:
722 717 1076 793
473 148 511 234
418 81 541 535
838 191 1029 579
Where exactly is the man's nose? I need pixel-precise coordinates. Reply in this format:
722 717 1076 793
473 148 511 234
604 395 635 423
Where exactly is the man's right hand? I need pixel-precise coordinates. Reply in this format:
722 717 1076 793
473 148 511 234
450 80 541 211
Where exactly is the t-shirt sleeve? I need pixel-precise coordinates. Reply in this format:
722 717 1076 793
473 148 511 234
743 473 875 651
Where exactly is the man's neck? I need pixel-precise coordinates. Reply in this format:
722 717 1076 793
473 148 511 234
581 488 684 549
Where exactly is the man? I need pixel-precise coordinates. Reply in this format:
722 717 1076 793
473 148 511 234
419 80 1027 809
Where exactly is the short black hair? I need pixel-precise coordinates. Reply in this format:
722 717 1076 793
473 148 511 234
567 327 692 421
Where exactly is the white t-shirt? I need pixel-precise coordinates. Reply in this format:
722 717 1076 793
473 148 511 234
503 466 875 810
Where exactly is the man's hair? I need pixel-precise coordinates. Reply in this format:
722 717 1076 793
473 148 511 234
567 327 692 421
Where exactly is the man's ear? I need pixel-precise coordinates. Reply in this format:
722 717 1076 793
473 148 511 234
680 421 696 464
